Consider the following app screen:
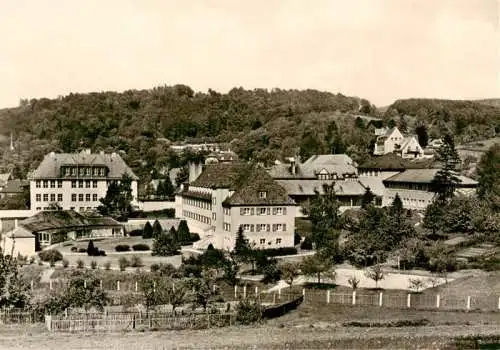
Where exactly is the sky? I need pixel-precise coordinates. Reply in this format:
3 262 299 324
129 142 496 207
0 0 499 108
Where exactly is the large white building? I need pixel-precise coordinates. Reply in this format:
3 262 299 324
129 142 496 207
175 163 297 251
29 150 138 212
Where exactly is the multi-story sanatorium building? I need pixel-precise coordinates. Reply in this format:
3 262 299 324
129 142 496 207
29 150 138 212
175 163 297 251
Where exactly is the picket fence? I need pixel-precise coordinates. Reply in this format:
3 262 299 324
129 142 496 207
45 312 234 332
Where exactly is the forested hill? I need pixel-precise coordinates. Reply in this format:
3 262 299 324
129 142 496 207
0 86 378 182
475 99 500 108
385 98 500 142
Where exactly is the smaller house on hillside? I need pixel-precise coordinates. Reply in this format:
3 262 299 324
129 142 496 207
374 127 425 159
1 226 36 257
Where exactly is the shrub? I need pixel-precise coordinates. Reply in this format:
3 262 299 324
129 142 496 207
190 232 200 243
127 229 143 237
87 240 100 256
78 248 87 253
70 247 77 252
235 299 262 325
62 259 69 268
300 237 313 250
76 259 85 269
49 260 56 267
261 247 297 257
119 257 130 271
142 222 154 239
150 263 160 273
130 255 143 268
294 232 301 245
104 261 111 270
98 250 107 256
115 244 131 252
132 244 150 251
90 260 98 270
38 249 63 263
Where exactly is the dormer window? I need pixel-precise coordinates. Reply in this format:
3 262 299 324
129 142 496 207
259 191 267 199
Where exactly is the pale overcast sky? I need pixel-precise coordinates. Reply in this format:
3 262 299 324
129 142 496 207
0 0 498 108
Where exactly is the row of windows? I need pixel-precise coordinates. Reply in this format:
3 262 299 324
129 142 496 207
71 193 99 202
183 210 211 225
240 207 287 216
35 206 94 212
35 193 63 202
61 166 107 177
257 238 282 245
316 174 354 180
387 196 431 205
35 180 63 188
72 180 99 188
185 198 212 211
386 183 431 191
239 223 287 232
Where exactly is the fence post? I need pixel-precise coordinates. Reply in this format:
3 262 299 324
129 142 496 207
466 296 471 310
117 281 120 291
436 294 440 308
30 280 34 290
213 284 217 293
278 288 281 300
352 291 356 305
133 314 136 330
302 288 305 301
255 286 258 297
49 280 52 290
379 292 383 307
234 285 237 299
407 293 411 308
243 285 247 299
327 290 331 304
64 308 68 318
84 280 87 288
100 280 103 289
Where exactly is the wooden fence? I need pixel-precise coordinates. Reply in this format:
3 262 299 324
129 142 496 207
245 288 500 312
45 312 235 332
0 310 44 324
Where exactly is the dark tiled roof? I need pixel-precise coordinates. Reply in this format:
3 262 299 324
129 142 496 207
191 163 250 189
223 167 296 206
383 169 478 186
276 179 366 196
267 154 357 179
180 189 212 201
29 151 138 180
21 210 122 232
359 154 436 170
0 179 29 193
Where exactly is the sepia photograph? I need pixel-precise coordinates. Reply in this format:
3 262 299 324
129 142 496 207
0 0 499 349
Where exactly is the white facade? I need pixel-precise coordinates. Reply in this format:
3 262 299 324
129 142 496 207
29 151 138 212
374 127 424 159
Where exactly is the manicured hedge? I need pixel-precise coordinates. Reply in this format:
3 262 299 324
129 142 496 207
38 249 63 263
115 244 131 252
132 244 150 251
261 247 297 257
262 296 303 319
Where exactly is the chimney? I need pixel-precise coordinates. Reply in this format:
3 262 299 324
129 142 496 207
290 158 296 175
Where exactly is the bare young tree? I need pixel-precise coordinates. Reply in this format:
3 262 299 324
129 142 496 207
364 264 385 289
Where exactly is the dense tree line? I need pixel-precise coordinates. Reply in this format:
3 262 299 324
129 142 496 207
0 86 377 185
385 98 500 143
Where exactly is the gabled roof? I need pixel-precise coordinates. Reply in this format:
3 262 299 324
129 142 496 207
0 173 11 185
4 226 34 238
0 180 29 193
20 210 122 232
383 169 478 186
223 167 295 206
29 151 138 180
275 179 366 197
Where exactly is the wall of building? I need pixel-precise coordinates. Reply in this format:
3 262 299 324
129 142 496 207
1 237 35 257
383 187 477 210
0 210 35 232
222 205 296 251
137 200 176 212
30 179 138 212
